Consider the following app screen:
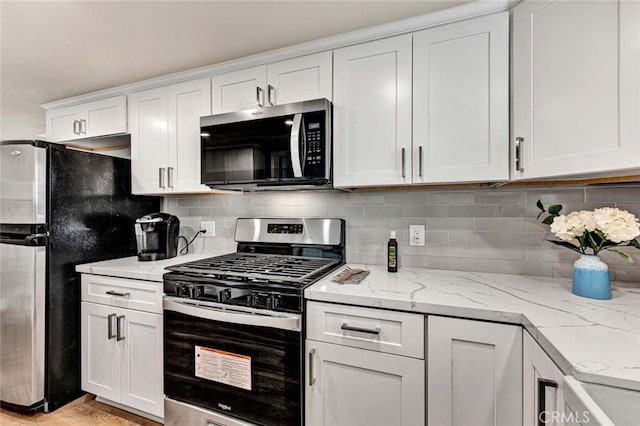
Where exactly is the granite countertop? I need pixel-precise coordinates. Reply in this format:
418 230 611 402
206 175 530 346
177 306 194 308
75 251 229 282
305 265 640 392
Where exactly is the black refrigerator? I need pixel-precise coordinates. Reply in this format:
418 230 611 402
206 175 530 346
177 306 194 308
0 140 161 412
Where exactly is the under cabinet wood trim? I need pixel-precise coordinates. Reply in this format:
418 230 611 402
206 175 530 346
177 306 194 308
41 1 509 110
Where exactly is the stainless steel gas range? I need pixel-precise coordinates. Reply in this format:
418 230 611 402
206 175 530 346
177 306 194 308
163 218 345 426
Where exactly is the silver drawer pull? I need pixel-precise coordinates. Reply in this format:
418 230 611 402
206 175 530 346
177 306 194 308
106 290 130 297
116 315 125 341
107 313 116 340
308 348 316 386
341 323 380 335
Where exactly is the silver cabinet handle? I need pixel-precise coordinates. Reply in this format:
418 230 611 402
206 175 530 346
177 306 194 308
106 290 130 297
537 378 558 426
107 313 116 340
159 168 166 188
341 323 381 335
515 137 524 172
418 146 424 177
401 148 406 178
116 315 125 341
168 167 174 188
308 348 316 386
73 120 80 135
267 85 275 106
79 119 87 134
256 86 264 107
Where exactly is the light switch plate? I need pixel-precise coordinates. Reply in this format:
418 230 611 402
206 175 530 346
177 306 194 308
409 224 425 246
201 221 215 237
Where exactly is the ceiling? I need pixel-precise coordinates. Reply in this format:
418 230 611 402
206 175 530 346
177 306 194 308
0 0 471 140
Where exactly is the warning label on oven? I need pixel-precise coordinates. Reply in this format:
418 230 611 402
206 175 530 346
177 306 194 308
194 345 252 391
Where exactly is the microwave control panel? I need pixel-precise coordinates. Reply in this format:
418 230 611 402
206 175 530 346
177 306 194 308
303 114 325 176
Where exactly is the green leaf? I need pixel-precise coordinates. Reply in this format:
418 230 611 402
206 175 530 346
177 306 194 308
613 249 634 263
542 215 556 225
548 204 563 215
536 199 544 211
547 239 583 253
629 239 640 249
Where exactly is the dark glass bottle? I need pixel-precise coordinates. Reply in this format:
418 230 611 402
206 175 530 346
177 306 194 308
388 230 398 273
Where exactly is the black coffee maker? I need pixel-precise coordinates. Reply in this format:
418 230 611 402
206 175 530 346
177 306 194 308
135 213 180 261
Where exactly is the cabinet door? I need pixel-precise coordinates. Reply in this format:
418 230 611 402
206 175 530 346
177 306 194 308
427 316 522 426
119 309 163 418
523 332 566 426
512 0 640 180
413 13 509 184
167 78 212 193
129 87 169 194
82 95 127 138
333 35 413 187
212 65 266 114
81 302 120 402
306 340 424 426
266 52 333 105
46 106 80 142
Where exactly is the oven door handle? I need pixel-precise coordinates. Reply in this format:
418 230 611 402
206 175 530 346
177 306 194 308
164 298 301 331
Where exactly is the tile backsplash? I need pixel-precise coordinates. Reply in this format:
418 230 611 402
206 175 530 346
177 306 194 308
164 185 640 283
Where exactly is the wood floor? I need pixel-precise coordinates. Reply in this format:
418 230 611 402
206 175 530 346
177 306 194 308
0 394 161 426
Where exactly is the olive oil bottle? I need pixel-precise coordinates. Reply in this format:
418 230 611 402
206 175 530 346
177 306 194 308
388 231 398 273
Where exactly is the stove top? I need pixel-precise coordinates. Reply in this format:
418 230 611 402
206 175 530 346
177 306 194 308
163 218 345 313
166 252 341 286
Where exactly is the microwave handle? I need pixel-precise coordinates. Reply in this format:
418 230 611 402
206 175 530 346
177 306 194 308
290 113 303 178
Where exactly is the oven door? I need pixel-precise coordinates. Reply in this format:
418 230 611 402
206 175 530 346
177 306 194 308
163 297 302 426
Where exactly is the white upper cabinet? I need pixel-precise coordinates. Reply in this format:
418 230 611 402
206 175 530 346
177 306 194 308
129 87 169 194
167 79 212 193
212 65 267 114
266 51 332 105
413 12 509 184
512 0 640 180
129 78 212 195
212 52 332 114
427 316 522 426
46 95 127 142
333 34 413 187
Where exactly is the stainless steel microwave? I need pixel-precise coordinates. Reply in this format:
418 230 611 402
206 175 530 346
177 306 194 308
200 98 331 191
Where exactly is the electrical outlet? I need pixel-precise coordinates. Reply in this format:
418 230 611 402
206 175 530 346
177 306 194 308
409 224 425 246
201 221 215 237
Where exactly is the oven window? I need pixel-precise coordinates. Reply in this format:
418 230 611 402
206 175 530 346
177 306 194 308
164 310 302 426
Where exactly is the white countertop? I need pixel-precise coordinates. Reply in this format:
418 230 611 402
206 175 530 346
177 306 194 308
305 265 640 392
75 251 228 282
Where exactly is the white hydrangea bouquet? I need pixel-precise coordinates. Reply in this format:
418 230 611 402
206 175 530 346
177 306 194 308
537 201 640 262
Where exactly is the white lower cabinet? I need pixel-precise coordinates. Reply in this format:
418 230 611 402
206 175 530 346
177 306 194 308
427 316 522 426
305 340 425 426
305 301 425 426
80 275 163 419
523 331 566 426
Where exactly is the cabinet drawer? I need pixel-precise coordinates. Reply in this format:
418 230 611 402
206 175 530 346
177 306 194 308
81 274 162 314
306 301 424 359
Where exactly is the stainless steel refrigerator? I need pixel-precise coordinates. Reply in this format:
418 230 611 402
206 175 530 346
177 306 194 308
0 140 160 412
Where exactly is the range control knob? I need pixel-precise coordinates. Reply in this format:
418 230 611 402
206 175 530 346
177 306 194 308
174 283 184 297
217 289 231 303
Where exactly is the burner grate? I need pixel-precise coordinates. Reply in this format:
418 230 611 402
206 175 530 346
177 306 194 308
168 253 341 285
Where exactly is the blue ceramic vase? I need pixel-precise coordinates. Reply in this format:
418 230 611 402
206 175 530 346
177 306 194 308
572 255 611 300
